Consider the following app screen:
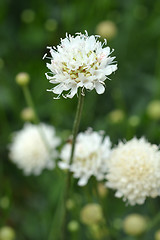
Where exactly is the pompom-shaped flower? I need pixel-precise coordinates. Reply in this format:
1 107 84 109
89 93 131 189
9 123 61 175
59 129 111 186
106 138 160 205
44 31 117 99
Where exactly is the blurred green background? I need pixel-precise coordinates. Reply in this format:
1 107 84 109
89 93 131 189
1 0 160 239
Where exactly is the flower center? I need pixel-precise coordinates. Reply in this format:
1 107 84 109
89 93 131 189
61 51 99 82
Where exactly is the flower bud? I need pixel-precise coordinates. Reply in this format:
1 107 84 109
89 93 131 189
155 230 160 240
123 214 147 236
21 9 35 23
128 115 140 127
108 109 125 124
147 100 160 120
89 224 108 239
66 199 75 210
45 19 57 32
20 107 35 121
95 20 117 40
68 220 79 232
15 72 30 86
80 203 103 225
0 196 10 209
0 226 15 240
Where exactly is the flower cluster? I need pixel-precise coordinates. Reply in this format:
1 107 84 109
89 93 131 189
9 123 60 175
59 129 111 186
106 138 160 205
44 31 117 99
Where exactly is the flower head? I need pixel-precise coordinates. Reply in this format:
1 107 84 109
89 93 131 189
106 138 160 205
59 129 111 186
9 123 60 175
44 31 117 99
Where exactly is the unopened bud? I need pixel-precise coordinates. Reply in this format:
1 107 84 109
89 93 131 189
68 220 79 232
123 214 147 236
147 100 160 120
109 109 125 124
21 9 35 23
128 115 140 127
45 19 57 32
20 107 35 121
0 226 15 240
15 72 30 86
0 196 10 209
80 203 103 225
66 199 75 210
155 230 160 240
96 20 117 40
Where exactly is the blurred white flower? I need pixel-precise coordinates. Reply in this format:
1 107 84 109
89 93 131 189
59 129 111 186
9 123 60 175
44 31 117 99
106 138 160 205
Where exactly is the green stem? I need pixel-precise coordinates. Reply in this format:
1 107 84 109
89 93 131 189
147 211 160 231
22 85 51 153
69 88 85 164
61 88 85 240
22 85 39 124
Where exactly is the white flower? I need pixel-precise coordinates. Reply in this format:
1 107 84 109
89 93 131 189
9 123 61 175
44 31 117 99
106 138 160 205
59 129 111 186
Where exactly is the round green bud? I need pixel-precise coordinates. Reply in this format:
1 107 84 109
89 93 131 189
95 20 117 40
80 203 103 225
66 199 75 210
0 226 15 240
45 19 57 32
0 196 10 209
155 230 160 240
113 218 123 230
123 214 147 236
128 115 140 127
147 100 160 120
68 220 79 232
21 9 35 23
108 109 125 124
15 72 30 86
20 107 35 121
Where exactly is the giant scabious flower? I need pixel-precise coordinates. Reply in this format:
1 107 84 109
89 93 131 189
9 123 60 175
44 31 117 99
106 138 160 205
59 129 111 186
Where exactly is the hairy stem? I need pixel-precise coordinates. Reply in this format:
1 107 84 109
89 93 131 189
61 88 85 240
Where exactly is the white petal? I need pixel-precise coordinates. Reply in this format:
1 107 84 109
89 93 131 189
66 86 78 98
83 81 94 90
58 161 69 169
95 83 105 94
53 84 64 94
78 176 88 186
104 64 117 75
